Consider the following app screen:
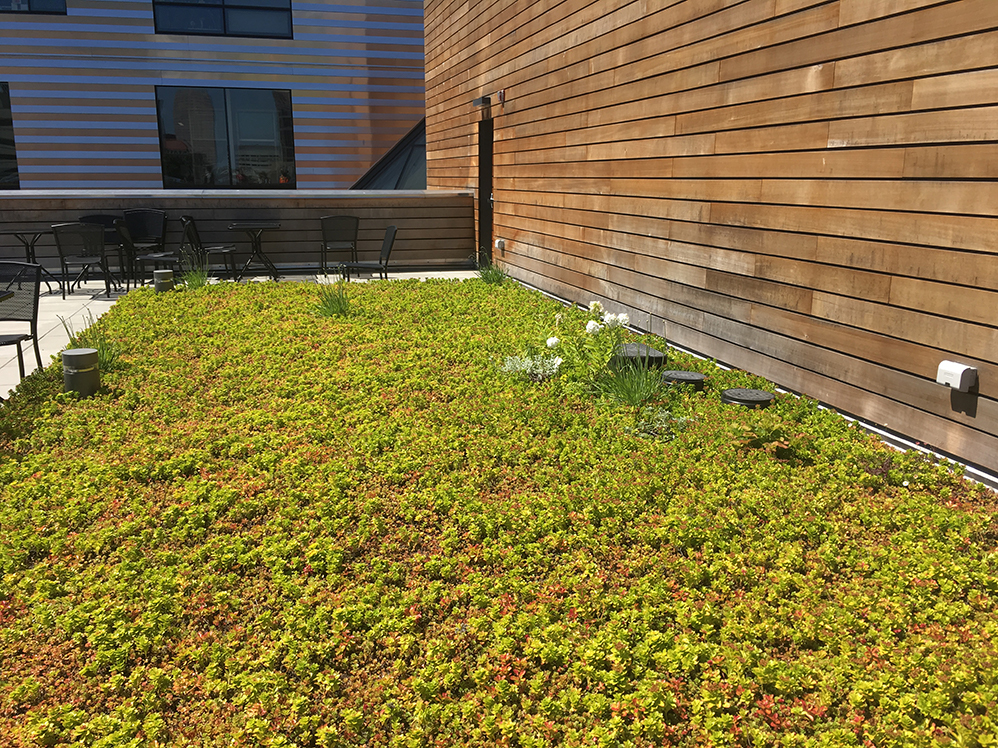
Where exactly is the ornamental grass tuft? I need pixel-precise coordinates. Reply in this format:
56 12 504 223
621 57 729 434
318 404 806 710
2 280 997 747
316 276 351 317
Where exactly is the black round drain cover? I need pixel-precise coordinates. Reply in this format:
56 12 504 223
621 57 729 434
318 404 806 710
721 388 774 408
611 342 667 369
662 370 706 391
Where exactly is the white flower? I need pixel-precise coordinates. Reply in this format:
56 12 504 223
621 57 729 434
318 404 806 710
588 300 603 315
586 320 602 334
554 312 563 326
546 336 560 348
603 312 630 328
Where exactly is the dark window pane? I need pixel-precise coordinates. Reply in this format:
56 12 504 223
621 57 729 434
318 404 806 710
29 0 66 11
154 4 223 34
0 83 19 189
232 0 290 9
0 0 65 11
226 88 295 188
157 87 230 188
157 85 294 189
224 7 291 37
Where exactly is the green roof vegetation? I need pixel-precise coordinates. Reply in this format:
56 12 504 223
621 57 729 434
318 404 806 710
1 280 995 746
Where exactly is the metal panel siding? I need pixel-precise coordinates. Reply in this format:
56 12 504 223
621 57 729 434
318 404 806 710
0 0 424 189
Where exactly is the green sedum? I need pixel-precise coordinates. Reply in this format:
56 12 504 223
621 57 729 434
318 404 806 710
0 280 996 747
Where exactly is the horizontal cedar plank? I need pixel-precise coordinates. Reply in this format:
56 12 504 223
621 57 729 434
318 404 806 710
752 303 998 393
721 0 998 82
676 81 914 135
911 68 998 110
668 221 819 262
508 227 816 315
827 106 998 147
838 0 950 26
814 235 998 291
833 29 998 88
495 181 713 222
499 175 753 202
498 134 712 162
436 0 740 116
689 121 830 154
759 179 998 217
497 65 717 139
502 220 707 289
495 158 676 180
903 144 998 180
454 1 833 126
704 268 814 314
811 291 998 364
673 149 906 179
496 119 683 154
709 201 998 254
889 276 998 328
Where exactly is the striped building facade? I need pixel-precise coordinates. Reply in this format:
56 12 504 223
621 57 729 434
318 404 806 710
0 0 424 189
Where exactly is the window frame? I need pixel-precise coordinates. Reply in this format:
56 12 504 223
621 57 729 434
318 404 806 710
155 85 296 190
152 0 292 39
0 0 67 14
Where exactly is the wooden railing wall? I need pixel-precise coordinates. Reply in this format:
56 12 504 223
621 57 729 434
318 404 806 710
424 0 998 472
0 190 476 271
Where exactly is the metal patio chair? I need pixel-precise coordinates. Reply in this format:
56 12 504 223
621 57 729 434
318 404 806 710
338 225 397 281
52 222 117 298
180 215 237 279
0 261 44 380
319 215 359 274
115 219 179 287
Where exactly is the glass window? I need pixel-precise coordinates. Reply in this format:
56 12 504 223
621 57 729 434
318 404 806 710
153 0 290 38
0 83 18 189
0 0 66 13
156 86 295 189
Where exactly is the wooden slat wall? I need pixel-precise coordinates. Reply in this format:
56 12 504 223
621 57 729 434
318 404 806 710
0 0 424 189
424 0 998 472
0 190 475 269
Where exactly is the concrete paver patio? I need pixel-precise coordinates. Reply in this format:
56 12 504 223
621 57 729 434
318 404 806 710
0 269 478 399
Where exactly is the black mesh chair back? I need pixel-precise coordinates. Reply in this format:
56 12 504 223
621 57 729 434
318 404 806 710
123 208 168 251
54 221 104 259
320 215 359 272
179 215 205 263
52 222 112 299
0 261 44 379
379 225 398 267
79 214 121 246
